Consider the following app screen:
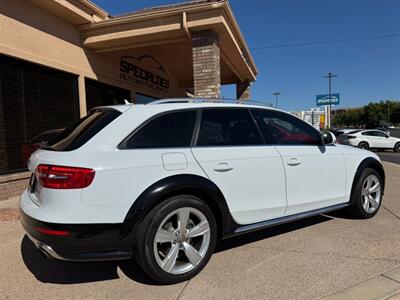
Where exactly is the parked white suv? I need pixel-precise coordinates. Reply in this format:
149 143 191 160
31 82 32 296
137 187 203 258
20 99 385 284
341 129 400 152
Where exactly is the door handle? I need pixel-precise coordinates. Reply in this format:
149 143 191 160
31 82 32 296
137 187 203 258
213 162 234 172
287 157 301 166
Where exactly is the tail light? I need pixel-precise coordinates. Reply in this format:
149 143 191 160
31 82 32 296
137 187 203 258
347 135 356 139
36 164 95 189
35 227 70 236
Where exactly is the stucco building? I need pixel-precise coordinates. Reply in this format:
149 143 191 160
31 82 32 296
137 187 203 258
0 0 258 199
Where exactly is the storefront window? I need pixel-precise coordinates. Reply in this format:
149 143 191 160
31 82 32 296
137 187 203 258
135 93 158 104
85 79 131 111
0 55 79 174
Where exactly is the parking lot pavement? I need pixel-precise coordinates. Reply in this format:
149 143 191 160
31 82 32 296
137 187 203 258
378 151 400 165
1 162 400 300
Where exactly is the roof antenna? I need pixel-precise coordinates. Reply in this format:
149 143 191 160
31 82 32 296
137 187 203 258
124 99 131 105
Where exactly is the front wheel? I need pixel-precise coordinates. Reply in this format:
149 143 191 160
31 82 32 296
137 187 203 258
134 195 217 284
394 142 400 153
347 168 383 219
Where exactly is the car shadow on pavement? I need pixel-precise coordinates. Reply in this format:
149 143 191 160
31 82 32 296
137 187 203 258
21 214 337 286
20 235 120 284
20 235 166 285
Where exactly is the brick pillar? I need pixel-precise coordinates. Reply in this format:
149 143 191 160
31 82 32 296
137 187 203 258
192 30 221 99
236 81 251 100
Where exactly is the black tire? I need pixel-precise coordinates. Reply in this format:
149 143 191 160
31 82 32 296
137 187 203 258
133 195 217 284
358 142 369 150
394 142 400 153
347 168 383 219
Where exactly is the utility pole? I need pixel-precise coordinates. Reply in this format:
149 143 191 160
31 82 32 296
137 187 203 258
273 92 281 108
323 72 337 128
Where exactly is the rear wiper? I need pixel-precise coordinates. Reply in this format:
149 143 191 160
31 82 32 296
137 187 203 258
38 142 54 150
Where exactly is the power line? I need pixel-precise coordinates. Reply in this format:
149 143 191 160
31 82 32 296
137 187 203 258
250 32 400 50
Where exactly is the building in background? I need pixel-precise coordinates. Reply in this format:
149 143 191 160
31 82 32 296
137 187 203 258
292 108 325 130
0 0 258 199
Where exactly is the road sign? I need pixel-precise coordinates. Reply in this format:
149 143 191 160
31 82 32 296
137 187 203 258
316 93 340 106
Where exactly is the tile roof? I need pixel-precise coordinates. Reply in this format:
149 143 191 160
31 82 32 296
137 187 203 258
114 0 225 18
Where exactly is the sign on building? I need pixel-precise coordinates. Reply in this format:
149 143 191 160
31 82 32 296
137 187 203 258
120 55 170 95
316 93 340 106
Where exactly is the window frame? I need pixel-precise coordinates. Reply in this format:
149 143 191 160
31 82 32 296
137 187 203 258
192 107 266 148
362 131 374 136
252 108 324 146
118 108 199 150
373 131 388 138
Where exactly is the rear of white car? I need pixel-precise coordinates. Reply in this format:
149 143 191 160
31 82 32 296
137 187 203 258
20 103 210 261
20 105 136 260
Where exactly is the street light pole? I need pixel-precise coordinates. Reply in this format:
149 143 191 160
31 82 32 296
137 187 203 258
323 72 337 128
273 92 281 108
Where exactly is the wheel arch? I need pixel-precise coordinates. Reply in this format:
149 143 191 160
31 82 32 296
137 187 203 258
119 174 234 243
350 157 385 205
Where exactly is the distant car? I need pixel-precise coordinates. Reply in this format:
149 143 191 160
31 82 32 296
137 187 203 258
329 129 344 139
337 128 360 135
22 129 64 166
341 129 400 152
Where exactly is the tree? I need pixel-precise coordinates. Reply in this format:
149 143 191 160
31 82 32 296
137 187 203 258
332 100 400 128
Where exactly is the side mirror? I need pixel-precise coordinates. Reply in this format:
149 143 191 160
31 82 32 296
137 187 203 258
322 131 334 145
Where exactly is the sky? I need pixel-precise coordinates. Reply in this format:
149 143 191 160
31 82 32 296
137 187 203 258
94 0 400 111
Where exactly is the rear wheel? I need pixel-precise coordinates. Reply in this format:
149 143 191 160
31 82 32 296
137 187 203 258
134 195 217 284
358 142 369 150
347 168 383 219
394 142 400 153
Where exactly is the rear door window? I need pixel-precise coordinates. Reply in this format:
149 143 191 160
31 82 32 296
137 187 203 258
46 109 121 151
121 110 197 149
196 108 263 146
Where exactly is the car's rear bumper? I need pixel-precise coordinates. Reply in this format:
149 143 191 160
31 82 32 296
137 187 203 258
20 209 133 261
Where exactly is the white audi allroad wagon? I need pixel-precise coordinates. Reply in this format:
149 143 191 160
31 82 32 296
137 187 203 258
20 99 385 284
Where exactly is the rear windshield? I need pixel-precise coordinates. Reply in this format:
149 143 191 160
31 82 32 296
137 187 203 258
44 109 121 151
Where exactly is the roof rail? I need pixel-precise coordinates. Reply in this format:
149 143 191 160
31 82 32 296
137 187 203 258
147 98 273 107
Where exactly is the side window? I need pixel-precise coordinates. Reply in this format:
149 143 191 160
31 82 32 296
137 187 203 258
255 109 322 145
122 110 196 149
374 131 387 137
196 109 263 147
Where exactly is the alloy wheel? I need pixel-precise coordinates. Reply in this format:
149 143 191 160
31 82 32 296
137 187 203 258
153 207 211 275
361 174 381 214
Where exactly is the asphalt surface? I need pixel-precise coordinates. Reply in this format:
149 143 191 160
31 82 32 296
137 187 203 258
1 162 400 299
377 151 400 165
